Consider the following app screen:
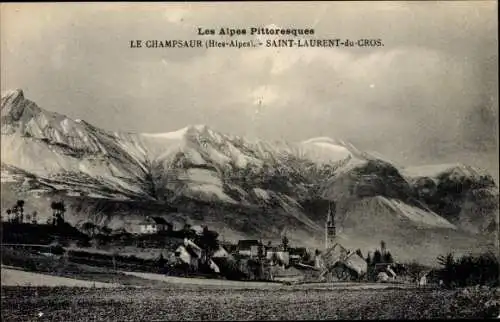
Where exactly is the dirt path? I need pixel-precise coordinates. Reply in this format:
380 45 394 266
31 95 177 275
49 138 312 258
121 271 283 289
120 271 415 290
1 267 121 288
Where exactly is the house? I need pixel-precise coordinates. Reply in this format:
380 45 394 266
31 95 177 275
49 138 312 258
266 247 290 266
138 216 172 234
314 252 324 269
417 270 430 287
174 238 221 274
319 243 368 281
174 244 200 271
174 239 203 270
289 247 308 263
212 245 231 259
237 240 261 257
386 265 397 279
322 243 349 268
342 252 368 277
377 271 390 282
183 238 202 257
374 263 397 281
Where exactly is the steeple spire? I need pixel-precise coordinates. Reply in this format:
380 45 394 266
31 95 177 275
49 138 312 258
325 201 336 250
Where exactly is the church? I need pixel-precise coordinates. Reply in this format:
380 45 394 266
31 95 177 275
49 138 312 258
317 201 368 281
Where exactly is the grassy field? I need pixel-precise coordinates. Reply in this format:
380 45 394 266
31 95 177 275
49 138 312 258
2 284 499 320
2 246 499 320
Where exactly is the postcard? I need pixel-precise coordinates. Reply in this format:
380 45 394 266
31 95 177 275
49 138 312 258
1 2 498 320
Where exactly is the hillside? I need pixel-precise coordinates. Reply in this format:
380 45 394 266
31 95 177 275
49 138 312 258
1 89 498 264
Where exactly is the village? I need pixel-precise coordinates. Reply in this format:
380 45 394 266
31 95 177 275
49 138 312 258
1 199 430 286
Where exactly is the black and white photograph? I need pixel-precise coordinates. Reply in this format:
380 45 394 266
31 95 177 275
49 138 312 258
1 1 499 320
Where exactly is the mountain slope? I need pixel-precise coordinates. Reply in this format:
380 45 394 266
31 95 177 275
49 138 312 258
1 89 497 263
401 164 499 234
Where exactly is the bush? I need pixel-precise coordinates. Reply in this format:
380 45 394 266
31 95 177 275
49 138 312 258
449 286 500 318
438 252 499 288
212 257 247 280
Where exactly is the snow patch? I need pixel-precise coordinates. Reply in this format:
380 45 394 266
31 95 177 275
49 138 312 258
380 197 456 229
186 184 237 203
185 168 221 186
253 188 270 200
204 145 231 166
141 127 188 140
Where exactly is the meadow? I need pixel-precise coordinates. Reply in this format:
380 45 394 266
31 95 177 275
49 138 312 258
2 283 499 321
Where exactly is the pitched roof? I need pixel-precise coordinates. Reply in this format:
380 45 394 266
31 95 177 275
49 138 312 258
322 243 349 264
344 252 368 275
213 245 231 258
237 240 260 249
289 247 307 256
139 216 171 225
151 217 169 225
176 245 200 259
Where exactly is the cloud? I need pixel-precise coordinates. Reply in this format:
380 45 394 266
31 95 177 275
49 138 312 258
1 2 497 179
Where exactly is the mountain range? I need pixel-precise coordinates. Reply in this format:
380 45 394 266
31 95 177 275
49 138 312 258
1 89 498 265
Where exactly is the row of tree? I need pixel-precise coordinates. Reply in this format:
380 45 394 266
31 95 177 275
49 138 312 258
365 240 394 265
437 251 499 288
4 199 67 226
5 200 36 224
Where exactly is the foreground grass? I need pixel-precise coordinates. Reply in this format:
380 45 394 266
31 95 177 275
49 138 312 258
2 286 498 320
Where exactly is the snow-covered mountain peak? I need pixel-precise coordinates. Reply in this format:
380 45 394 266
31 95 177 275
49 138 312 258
140 124 220 140
402 163 490 180
1 88 24 101
299 136 367 163
1 89 497 256
1 89 37 120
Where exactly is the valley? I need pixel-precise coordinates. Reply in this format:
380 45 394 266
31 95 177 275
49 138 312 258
1 89 498 265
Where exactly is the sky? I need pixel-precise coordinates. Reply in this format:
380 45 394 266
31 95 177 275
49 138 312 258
1 2 498 180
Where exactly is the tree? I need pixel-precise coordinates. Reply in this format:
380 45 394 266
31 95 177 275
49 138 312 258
281 235 289 252
101 226 112 236
158 253 166 273
51 201 66 225
82 222 97 237
383 251 394 264
302 251 312 264
182 223 194 238
198 226 219 264
380 240 386 255
437 253 456 287
31 211 38 224
355 249 363 259
257 240 265 260
373 250 382 265
11 206 19 223
271 252 279 265
16 200 25 223
366 252 373 266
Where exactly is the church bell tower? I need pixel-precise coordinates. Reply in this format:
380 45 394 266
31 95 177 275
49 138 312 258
325 201 336 250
